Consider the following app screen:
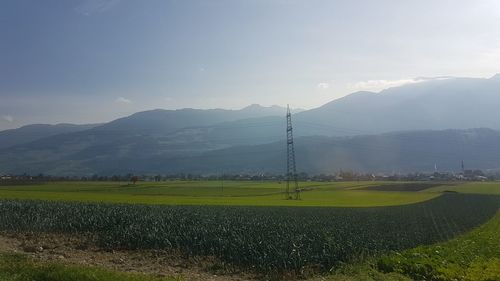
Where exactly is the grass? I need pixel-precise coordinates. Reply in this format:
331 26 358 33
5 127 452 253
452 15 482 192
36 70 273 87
313 181 500 280
376 211 500 281
0 181 440 207
425 181 500 195
314 263 412 281
0 253 180 281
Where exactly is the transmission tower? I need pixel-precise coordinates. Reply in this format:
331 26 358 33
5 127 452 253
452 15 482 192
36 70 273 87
286 105 300 200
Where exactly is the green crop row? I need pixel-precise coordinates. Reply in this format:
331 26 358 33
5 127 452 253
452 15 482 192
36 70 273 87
0 194 498 273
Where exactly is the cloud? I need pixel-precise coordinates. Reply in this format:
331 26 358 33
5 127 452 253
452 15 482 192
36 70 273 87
351 79 416 91
317 82 330 89
115 97 132 104
349 77 453 92
164 97 174 102
1 115 13 122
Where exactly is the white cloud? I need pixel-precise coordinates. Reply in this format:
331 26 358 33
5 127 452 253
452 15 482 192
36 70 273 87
1 115 13 122
349 77 453 92
317 82 330 89
115 97 132 104
164 97 174 102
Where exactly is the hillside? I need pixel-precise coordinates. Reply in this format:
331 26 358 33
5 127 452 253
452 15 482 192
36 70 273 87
294 75 500 135
3 75 500 175
91 104 287 134
144 128 500 175
0 123 100 149
1 128 499 175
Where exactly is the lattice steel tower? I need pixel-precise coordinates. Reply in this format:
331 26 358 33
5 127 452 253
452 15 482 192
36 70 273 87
286 105 300 200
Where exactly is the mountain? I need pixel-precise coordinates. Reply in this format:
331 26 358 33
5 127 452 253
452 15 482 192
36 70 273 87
91 104 288 135
2 128 499 175
0 105 290 175
3 75 500 175
0 123 100 149
293 75 500 135
175 128 500 174
176 75 500 140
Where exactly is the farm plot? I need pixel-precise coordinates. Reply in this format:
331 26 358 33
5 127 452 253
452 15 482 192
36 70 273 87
0 181 438 207
377 210 500 280
0 193 498 274
359 182 449 192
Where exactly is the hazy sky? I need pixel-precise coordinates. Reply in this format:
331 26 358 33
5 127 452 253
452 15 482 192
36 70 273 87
1 0 500 130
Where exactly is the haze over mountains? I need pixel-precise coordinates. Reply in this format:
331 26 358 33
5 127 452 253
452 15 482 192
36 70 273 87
0 123 100 149
2 75 500 176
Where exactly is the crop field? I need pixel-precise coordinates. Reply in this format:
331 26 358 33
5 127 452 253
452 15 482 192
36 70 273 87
0 193 498 274
359 182 448 191
425 181 500 195
377 210 500 280
0 180 443 207
0 180 499 279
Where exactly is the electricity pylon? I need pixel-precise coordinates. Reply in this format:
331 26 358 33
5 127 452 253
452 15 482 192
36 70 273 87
286 105 300 200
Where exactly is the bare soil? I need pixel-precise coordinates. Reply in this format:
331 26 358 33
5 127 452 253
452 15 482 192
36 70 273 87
0 231 260 281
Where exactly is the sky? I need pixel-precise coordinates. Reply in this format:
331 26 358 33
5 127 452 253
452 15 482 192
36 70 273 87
1 0 500 130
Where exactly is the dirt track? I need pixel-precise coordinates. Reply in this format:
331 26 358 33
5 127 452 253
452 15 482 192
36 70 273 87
0 232 257 281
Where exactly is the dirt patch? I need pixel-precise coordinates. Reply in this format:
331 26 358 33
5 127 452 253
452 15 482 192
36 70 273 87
360 183 451 192
0 231 258 281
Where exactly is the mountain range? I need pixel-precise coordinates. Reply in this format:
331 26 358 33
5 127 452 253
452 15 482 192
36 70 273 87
0 123 100 149
2 75 500 175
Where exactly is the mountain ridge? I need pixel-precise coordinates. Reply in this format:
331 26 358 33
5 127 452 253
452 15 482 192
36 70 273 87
1 128 498 175
0 123 101 149
3 75 500 175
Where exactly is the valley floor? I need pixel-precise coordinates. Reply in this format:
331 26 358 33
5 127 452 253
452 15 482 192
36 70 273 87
0 181 498 281
1 211 499 281
0 180 441 207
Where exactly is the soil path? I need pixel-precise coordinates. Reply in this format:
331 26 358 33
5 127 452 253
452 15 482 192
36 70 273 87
0 232 257 281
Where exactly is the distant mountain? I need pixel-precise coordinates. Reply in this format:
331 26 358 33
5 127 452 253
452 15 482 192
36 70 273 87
0 123 100 149
293 75 500 135
3 74 500 176
1 128 500 175
183 75 500 139
92 104 288 134
0 105 290 175
174 128 500 175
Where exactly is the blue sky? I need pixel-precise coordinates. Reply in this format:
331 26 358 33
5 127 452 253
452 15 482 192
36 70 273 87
1 0 500 129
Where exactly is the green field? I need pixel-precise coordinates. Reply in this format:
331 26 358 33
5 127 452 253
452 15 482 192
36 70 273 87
0 180 447 207
425 181 500 195
377 210 500 280
1 180 499 280
1 193 498 274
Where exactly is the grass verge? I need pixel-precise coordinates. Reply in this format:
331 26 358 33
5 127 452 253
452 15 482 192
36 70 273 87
376 211 500 281
0 253 181 281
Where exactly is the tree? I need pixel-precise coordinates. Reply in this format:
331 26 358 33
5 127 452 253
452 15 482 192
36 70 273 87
130 176 139 185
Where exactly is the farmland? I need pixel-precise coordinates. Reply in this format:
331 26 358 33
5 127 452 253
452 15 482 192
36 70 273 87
0 180 499 280
424 181 500 195
0 181 441 207
377 210 500 280
0 193 498 273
